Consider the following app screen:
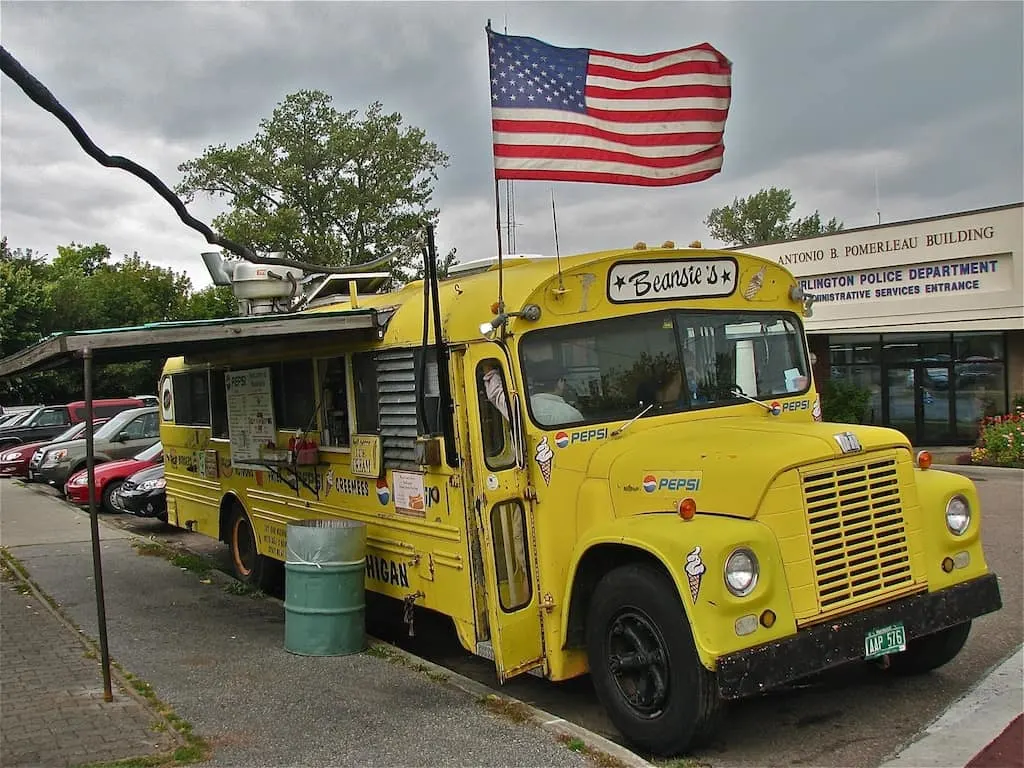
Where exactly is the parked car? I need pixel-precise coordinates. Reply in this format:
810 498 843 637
0 398 145 449
116 463 166 521
65 441 163 513
33 407 160 491
132 395 159 408
0 419 108 478
0 410 32 429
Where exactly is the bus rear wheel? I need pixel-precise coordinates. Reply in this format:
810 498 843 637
585 562 723 756
227 506 280 591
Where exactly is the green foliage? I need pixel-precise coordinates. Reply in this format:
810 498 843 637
819 378 872 424
705 187 843 247
0 238 236 405
176 90 449 277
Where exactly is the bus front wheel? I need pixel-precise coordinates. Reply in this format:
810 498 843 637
585 563 722 756
227 506 280 591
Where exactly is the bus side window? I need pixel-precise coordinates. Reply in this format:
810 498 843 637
210 370 228 438
476 360 515 471
317 356 350 448
352 353 379 433
490 500 532 611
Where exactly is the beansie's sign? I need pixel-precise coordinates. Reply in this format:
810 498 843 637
607 258 738 303
801 256 1005 305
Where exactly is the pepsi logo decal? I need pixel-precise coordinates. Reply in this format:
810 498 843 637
553 427 609 448
642 473 703 492
376 478 391 505
769 401 783 416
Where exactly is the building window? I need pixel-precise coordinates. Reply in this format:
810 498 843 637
272 360 316 431
317 357 350 448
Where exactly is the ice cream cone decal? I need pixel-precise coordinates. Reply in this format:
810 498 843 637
685 545 706 602
535 436 554 485
743 266 766 301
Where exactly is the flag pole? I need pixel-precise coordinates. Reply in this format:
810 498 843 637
487 19 504 313
494 175 505 312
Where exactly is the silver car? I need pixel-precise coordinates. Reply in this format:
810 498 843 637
33 407 160 490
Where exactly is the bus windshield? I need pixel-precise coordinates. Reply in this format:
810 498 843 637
520 310 810 427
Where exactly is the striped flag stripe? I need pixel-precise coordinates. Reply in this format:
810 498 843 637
494 142 724 169
493 123 725 148
587 75 733 92
590 45 726 68
586 96 732 112
491 109 726 135
495 157 724 186
588 61 733 82
584 106 729 124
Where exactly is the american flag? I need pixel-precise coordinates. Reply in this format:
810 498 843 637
487 29 732 187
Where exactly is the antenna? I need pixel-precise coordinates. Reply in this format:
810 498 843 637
551 188 565 292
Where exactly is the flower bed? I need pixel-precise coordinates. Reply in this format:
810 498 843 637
971 406 1024 468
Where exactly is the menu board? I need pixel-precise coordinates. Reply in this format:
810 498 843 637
224 368 276 465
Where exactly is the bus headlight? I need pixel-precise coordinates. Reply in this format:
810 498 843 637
945 495 971 535
724 548 759 597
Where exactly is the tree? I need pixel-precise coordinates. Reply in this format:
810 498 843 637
175 90 449 277
704 187 843 247
0 238 239 405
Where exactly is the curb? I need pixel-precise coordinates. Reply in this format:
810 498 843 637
58 492 655 768
879 646 1024 768
933 464 1024 477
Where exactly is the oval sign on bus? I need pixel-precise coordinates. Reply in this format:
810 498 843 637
607 258 739 304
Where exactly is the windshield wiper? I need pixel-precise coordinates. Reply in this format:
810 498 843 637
611 402 657 437
729 386 777 414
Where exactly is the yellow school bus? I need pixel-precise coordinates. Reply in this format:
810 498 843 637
158 242 1001 755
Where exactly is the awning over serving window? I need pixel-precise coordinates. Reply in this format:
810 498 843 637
0 309 386 379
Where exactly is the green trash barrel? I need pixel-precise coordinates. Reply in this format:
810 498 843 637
284 518 367 656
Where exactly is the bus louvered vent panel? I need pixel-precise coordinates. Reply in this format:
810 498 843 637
377 349 419 470
802 457 913 613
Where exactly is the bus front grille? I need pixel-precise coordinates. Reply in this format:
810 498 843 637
802 457 914 615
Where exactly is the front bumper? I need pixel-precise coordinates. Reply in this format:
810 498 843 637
120 489 166 518
35 462 72 487
716 573 1003 699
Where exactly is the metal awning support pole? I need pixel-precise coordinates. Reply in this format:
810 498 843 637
83 347 113 702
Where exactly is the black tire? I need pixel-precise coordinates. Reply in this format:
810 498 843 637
585 563 723 756
227 505 281 591
888 621 972 675
101 480 124 515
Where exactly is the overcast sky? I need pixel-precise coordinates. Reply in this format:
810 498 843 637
2 1 1021 290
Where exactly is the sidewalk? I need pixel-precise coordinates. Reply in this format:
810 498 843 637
0 481 631 768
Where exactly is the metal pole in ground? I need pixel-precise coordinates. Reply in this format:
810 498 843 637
83 347 113 701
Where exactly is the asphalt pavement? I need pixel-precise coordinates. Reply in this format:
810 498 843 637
1 465 1020 768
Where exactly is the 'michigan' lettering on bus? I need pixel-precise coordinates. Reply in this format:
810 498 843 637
366 554 410 587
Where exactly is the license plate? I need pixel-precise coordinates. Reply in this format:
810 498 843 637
864 623 906 659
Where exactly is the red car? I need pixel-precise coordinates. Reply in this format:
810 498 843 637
64 441 163 513
0 419 107 478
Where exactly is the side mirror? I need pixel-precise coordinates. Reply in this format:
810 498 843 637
113 431 129 443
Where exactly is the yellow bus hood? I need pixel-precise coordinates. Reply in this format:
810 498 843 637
591 419 913 519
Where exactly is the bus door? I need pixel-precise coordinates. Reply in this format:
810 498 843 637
462 346 545 680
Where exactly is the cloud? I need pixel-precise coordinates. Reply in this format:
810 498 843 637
1 0 1020 295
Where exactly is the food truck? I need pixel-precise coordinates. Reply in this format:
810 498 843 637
157 240 1002 755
